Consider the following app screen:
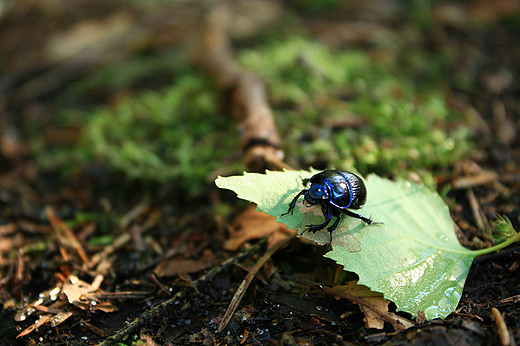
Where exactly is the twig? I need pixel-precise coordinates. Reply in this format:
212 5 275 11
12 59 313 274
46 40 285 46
492 307 511 346
87 232 131 270
451 171 498 189
99 240 267 345
465 188 493 242
119 195 151 229
499 294 520 305
217 233 295 332
87 200 159 270
47 206 89 264
15 250 24 284
192 4 285 172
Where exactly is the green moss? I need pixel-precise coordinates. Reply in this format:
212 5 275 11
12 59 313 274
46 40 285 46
37 35 471 194
37 73 239 194
296 0 342 13
239 37 473 179
493 215 517 244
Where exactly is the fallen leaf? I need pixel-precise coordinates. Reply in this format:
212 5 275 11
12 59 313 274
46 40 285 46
63 275 103 310
224 205 294 250
216 170 520 320
336 281 389 330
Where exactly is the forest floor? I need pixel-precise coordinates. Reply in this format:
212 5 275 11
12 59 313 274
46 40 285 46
0 1 519 345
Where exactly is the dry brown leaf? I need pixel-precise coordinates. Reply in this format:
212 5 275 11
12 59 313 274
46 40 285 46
335 281 414 330
90 301 119 313
224 205 295 251
63 275 102 309
336 281 388 329
62 275 120 313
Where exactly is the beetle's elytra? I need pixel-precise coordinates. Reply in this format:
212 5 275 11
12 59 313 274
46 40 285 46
283 170 380 244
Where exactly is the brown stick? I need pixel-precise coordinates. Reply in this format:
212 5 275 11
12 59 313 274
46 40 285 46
192 5 293 334
192 4 286 172
217 233 294 332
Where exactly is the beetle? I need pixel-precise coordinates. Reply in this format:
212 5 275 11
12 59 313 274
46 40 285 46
283 170 379 243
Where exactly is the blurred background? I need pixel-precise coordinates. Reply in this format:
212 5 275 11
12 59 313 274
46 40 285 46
1 0 519 344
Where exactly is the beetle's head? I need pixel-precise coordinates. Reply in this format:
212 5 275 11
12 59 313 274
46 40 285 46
305 183 328 205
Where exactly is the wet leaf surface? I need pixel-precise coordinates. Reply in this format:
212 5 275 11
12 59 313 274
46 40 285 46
217 170 520 320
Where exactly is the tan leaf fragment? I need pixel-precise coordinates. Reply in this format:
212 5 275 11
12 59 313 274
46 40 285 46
335 281 414 330
336 282 388 329
62 275 110 311
224 205 295 250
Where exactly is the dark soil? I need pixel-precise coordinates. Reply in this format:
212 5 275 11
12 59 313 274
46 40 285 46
1 1 519 345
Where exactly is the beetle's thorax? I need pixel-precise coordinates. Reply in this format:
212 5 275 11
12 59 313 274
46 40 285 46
330 180 353 205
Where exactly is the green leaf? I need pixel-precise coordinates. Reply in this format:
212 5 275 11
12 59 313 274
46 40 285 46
216 169 319 229
215 170 520 320
323 174 472 320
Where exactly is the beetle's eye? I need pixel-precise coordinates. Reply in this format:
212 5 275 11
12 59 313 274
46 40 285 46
308 185 325 199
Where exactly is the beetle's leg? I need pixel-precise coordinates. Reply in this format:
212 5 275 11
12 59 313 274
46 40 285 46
325 213 343 244
282 189 307 216
341 210 382 225
303 203 332 235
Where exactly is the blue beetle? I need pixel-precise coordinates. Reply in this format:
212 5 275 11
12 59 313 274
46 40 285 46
283 170 378 243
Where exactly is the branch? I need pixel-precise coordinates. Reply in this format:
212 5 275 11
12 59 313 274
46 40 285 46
191 4 287 172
